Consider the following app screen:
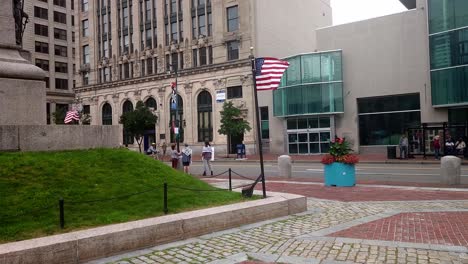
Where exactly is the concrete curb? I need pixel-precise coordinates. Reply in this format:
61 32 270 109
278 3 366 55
0 191 306 264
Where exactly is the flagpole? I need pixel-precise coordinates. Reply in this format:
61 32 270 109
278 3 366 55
250 48 267 199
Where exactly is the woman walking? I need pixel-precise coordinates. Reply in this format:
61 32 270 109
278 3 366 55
170 144 180 169
181 143 192 174
201 141 213 176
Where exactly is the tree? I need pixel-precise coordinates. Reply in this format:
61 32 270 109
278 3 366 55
119 101 158 153
218 101 252 155
52 108 66 124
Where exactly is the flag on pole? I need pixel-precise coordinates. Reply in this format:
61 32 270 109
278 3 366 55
64 110 80 124
254 57 289 91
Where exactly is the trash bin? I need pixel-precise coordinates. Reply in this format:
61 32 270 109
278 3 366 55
387 146 397 159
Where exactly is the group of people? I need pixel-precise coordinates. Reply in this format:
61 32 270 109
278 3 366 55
433 135 466 159
399 134 466 160
147 141 214 175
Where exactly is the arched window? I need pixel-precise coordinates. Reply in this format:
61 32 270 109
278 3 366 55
102 103 112 125
122 100 134 145
169 94 183 143
145 97 157 110
197 91 213 142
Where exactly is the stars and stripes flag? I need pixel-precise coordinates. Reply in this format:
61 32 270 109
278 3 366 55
64 110 80 124
254 57 289 91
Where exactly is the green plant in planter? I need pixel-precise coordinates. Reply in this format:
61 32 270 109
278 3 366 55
321 138 359 165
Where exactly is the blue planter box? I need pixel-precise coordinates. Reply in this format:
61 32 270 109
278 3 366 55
324 162 356 187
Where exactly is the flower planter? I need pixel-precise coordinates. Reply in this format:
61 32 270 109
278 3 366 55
324 162 356 187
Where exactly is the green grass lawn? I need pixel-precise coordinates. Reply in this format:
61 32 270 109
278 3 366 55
0 148 251 243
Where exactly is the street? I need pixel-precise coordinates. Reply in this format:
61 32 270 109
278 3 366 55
184 161 468 184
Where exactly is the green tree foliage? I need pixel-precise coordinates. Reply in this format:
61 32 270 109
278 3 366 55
218 101 251 154
120 101 158 153
52 108 66 124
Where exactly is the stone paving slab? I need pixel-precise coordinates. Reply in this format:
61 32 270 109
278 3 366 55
329 212 468 247
93 198 468 264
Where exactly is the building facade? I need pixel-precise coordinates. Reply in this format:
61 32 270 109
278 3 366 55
23 0 77 124
271 0 468 157
73 0 332 154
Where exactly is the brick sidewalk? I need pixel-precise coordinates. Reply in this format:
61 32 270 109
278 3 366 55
330 212 468 247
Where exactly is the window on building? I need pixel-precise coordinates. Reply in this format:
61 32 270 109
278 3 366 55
197 91 213 142
208 46 213 64
44 77 50 88
35 24 49 37
145 97 157 110
358 93 421 145
122 100 135 145
199 47 207 66
227 41 239 61
54 45 67 57
82 0 89 12
72 31 75 42
102 13 108 34
123 63 130 79
192 49 198 67
146 28 152 47
208 12 212 36
83 72 89 85
35 59 49 71
39 0 47 2
82 19 89 37
83 45 90 64
54 28 67 40
198 14 206 36
102 103 112 125
46 103 51 124
35 41 49 53
227 5 238 32
71 0 74 10
82 105 90 125
55 78 68 90
53 0 66 7
72 15 75 26
34 6 48 19
53 11 66 24
260 107 269 139
147 58 153 74
192 16 197 39
227 86 242 99
55 62 68 73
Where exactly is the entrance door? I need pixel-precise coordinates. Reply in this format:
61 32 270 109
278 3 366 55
230 133 244 154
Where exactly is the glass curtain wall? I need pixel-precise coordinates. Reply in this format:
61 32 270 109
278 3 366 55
358 94 421 145
273 51 343 116
429 0 468 106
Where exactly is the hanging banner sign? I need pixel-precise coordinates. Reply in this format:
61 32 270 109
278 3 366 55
216 90 226 103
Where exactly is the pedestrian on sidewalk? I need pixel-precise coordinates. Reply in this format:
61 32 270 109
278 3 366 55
433 135 441 160
455 137 466 156
399 134 408 159
201 141 213 176
170 144 180 169
161 141 167 161
181 143 192 174
146 142 159 160
445 136 455 155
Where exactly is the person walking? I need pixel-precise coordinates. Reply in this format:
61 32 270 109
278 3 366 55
161 141 167 161
433 135 441 160
399 134 409 159
455 137 466 156
201 141 213 176
170 144 180 169
181 143 192 174
445 136 455 155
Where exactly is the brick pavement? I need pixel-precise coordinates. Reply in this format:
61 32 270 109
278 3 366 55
93 197 468 264
329 212 468 247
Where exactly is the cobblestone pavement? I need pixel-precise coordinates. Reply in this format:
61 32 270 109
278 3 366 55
91 197 468 264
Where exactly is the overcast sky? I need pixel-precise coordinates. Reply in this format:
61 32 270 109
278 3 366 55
331 0 407 25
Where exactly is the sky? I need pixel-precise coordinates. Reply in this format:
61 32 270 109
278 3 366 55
331 0 407 25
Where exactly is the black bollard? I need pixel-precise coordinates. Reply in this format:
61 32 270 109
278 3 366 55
163 183 168 214
228 168 232 191
59 198 64 229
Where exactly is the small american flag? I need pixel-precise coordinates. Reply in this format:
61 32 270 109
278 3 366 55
254 57 289 91
64 110 80 124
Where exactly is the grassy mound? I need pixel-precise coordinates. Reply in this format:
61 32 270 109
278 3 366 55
0 148 249 243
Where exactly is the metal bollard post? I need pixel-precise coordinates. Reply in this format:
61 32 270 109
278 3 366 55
59 198 64 229
228 168 232 191
163 183 168 214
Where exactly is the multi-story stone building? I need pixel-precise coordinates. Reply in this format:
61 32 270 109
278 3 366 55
22 0 77 124
73 0 332 154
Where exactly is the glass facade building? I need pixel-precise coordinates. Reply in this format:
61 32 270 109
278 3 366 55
273 51 343 154
273 51 343 117
429 0 468 106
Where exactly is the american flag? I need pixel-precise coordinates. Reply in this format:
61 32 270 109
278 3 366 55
254 57 289 91
64 110 80 124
